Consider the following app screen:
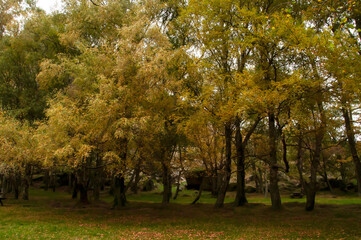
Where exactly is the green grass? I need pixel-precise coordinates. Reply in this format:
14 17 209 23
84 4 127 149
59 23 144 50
0 188 360 239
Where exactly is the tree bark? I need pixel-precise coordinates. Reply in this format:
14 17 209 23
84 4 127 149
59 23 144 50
1 175 7 195
252 163 260 193
50 172 56 192
78 182 89 204
258 167 264 194
173 146 184 200
162 161 172 205
173 170 182 200
22 165 31 200
72 175 78 199
342 107 361 196
192 177 204 204
264 168 268 198
131 159 142 194
322 153 334 195
281 135 289 173
14 171 21 200
235 118 247 206
211 175 218 197
44 170 49 191
296 133 305 194
67 173 72 193
93 153 102 201
268 113 282 210
77 170 89 205
113 138 128 208
7 174 12 194
215 123 232 208
113 176 127 208
305 101 326 211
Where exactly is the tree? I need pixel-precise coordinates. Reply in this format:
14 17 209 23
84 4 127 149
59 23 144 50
0 113 41 200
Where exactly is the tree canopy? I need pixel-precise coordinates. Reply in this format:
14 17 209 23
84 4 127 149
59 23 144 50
0 0 361 211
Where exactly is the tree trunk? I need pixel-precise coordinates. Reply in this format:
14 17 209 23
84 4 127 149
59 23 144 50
305 101 326 211
14 171 21 199
50 172 56 192
93 154 102 201
44 170 50 191
322 153 334 195
173 170 182 200
268 113 281 210
235 118 247 206
131 159 142 194
77 170 89 204
296 133 305 194
342 107 361 196
215 123 232 208
68 173 72 193
211 175 218 197
281 135 289 173
339 157 347 188
78 182 89 204
174 146 184 200
7 174 12 194
22 165 31 200
264 168 268 198
72 175 78 199
162 161 172 205
192 177 204 204
305 153 321 211
305 147 321 211
305 184 316 211
1 175 7 195
252 163 260 192
113 138 128 208
113 176 127 208
258 167 264 194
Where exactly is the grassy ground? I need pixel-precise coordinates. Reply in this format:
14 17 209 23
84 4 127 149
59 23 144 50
0 188 361 239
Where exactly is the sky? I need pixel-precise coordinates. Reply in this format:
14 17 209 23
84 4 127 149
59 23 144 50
36 0 63 13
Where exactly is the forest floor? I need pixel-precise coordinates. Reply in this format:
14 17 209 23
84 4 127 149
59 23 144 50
0 188 360 239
